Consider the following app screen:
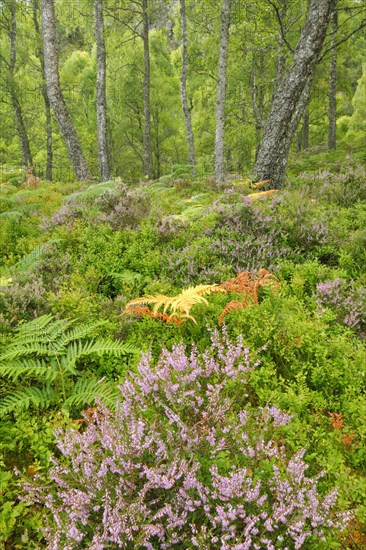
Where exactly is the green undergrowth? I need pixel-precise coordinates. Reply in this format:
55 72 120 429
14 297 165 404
0 153 366 547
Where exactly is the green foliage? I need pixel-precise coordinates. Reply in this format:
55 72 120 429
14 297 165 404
1 150 366 546
0 315 139 417
346 64 366 147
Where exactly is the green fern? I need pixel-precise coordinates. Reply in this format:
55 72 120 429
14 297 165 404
63 377 120 410
0 210 23 220
67 181 117 203
0 315 139 417
15 239 63 273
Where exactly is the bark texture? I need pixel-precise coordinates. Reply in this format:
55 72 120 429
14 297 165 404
179 0 196 173
328 7 338 149
9 1 33 168
142 0 153 179
214 0 233 183
285 74 314 158
40 0 91 181
252 0 335 187
33 0 52 180
94 0 110 181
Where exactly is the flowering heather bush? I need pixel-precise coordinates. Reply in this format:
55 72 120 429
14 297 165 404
42 184 150 232
316 278 366 333
41 205 85 232
0 272 48 321
164 201 293 285
25 330 349 549
94 184 151 230
304 163 366 207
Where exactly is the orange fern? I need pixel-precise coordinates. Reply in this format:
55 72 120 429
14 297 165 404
125 305 183 326
218 270 280 325
248 189 279 200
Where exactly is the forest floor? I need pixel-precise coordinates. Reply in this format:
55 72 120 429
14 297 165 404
0 147 366 548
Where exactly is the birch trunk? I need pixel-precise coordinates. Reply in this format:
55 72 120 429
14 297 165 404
252 0 335 187
214 0 233 183
142 0 153 179
9 0 33 168
40 0 92 181
180 0 196 174
33 0 52 180
328 7 338 149
94 0 110 181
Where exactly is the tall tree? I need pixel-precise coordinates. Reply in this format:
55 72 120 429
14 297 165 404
252 0 336 187
94 0 110 181
180 0 196 173
32 0 53 180
40 0 92 181
5 0 33 168
142 0 153 179
328 5 338 149
214 0 233 183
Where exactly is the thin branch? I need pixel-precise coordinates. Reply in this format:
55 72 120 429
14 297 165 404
265 0 295 53
319 19 366 61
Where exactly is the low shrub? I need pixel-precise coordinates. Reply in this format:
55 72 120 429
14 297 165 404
24 330 350 549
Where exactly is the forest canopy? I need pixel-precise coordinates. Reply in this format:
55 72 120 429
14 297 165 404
0 0 365 185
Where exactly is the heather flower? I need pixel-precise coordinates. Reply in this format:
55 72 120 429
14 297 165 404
24 330 350 548
316 278 366 333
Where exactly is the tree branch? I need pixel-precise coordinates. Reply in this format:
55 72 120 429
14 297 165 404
265 0 295 53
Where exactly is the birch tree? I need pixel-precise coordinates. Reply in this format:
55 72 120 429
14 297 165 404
32 0 52 180
180 0 196 173
1 0 33 168
94 0 110 181
40 0 92 181
252 0 336 187
142 0 153 179
214 0 233 183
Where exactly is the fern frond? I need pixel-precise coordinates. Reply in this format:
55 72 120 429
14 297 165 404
168 285 224 316
218 270 280 325
125 306 183 326
0 357 48 380
0 210 23 220
0 386 56 417
126 294 173 314
218 300 248 326
248 190 279 200
15 321 76 347
15 240 63 273
16 314 56 334
65 339 138 364
55 320 107 348
67 181 116 203
63 378 119 411
0 343 60 361
126 284 225 324
0 315 139 416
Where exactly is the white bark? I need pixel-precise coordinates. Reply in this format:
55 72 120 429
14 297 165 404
180 0 196 173
94 0 110 181
214 0 233 183
253 0 336 187
40 0 92 181
142 0 153 179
